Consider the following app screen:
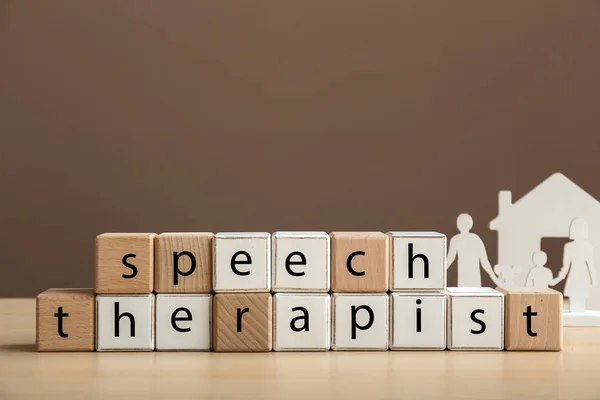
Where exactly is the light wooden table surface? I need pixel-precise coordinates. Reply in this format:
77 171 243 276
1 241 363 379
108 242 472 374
1 299 599 400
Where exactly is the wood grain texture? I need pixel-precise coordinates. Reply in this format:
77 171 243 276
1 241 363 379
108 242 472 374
95 233 156 294
154 233 213 293
498 287 563 351
331 232 389 292
4 299 600 399
213 293 272 352
36 289 95 351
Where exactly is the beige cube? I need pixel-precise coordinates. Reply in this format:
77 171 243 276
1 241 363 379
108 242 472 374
37 289 95 351
154 233 213 293
95 233 156 294
498 287 562 351
331 232 389 292
213 293 272 352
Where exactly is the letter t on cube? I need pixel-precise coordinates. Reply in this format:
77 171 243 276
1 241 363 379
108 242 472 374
498 287 562 351
388 232 446 291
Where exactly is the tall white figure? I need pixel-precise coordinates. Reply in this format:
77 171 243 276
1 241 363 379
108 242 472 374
553 218 598 313
447 214 499 287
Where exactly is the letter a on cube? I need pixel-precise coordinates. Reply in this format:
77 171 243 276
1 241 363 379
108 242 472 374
273 293 330 351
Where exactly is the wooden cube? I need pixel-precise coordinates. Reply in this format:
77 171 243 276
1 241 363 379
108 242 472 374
155 294 212 351
95 233 156 294
331 232 389 292
96 294 154 351
331 293 389 350
388 232 446 291
446 287 504 350
213 233 271 293
498 287 562 351
36 289 95 351
154 233 213 293
272 231 330 292
390 291 446 350
213 293 272 352
273 293 330 351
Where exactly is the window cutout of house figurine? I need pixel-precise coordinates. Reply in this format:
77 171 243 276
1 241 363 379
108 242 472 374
488 173 600 326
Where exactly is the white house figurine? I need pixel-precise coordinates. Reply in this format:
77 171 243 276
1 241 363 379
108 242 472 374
489 173 600 326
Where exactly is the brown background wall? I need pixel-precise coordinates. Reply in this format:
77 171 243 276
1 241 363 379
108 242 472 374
1 1 599 297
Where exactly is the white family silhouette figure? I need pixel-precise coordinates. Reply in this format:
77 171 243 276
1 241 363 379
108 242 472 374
526 251 553 289
448 214 598 305
448 211 600 325
447 214 499 287
553 218 598 313
486 173 600 326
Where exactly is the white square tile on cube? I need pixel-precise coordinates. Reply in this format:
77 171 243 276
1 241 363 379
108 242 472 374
213 232 271 292
332 293 388 351
390 291 446 350
272 232 330 292
96 294 154 351
446 287 504 350
389 232 446 291
155 294 211 351
273 293 330 351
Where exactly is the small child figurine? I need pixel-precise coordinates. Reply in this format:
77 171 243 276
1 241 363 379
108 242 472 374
526 251 555 288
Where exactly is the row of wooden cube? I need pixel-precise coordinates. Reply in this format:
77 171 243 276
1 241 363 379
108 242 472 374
37 287 562 352
96 231 447 293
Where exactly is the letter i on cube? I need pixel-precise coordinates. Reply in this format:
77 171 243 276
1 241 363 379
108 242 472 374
390 292 446 350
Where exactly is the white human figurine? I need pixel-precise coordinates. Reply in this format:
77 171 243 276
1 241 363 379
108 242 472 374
552 218 598 313
525 251 554 289
447 214 500 287
494 264 521 289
